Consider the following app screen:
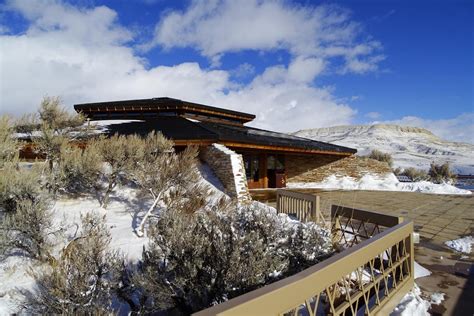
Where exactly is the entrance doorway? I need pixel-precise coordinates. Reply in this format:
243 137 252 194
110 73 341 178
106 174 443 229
242 153 286 189
243 153 263 189
267 154 286 188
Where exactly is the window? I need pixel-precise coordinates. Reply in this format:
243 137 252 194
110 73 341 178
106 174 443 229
251 156 260 182
243 154 260 182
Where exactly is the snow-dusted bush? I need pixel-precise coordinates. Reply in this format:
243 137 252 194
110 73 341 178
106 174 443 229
0 195 55 260
368 149 393 167
15 97 88 193
27 213 120 314
94 134 143 208
0 115 19 168
129 132 206 236
0 163 43 213
136 202 332 314
401 167 429 181
58 143 102 194
428 162 456 184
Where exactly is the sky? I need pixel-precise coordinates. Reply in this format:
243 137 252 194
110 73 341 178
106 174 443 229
0 0 473 143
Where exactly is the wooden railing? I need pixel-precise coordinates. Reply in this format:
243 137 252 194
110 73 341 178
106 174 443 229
194 205 414 316
276 189 326 226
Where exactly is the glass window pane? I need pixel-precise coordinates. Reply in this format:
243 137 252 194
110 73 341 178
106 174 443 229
252 156 259 182
276 155 285 170
267 155 276 170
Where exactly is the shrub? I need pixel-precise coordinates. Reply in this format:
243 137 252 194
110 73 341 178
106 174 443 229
401 167 429 182
0 116 19 168
0 195 55 260
129 132 206 236
392 167 402 176
27 213 120 314
428 162 456 184
58 143 102 194
94 134 143 208
367 149 393 167
0 162 43 213
15 97 88 191
136 203 332 314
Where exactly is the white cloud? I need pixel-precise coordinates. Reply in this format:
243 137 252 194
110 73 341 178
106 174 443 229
374 113 474 143
365 111 381 119
0 0 355 133
287 57 326 83
151 0 384 73
212 66 356 132
231 63 255 79
1 0 469 143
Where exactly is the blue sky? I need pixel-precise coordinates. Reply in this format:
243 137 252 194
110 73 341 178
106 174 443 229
0 0 473 142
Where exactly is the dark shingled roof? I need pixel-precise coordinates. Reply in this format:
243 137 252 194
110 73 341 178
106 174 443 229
101 117 356 154
74 97 255 124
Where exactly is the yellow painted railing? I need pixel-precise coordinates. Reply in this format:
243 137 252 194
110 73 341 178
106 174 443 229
276 189 326 227
194 203 414 316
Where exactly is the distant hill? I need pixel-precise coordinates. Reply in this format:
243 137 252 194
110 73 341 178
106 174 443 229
293 124 474 175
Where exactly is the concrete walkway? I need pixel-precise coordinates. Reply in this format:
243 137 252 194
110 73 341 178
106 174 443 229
251 189 474 315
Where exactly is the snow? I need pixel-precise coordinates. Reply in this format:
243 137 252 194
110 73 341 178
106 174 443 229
414 261 431 279
0 256 38 315
86 119 143 133
288 174 472 195
293 124 474 174
392 262 444 316
391 285 446 316
445 236 474 254
430 292 445 305
53 188 151 261
391 284 431 316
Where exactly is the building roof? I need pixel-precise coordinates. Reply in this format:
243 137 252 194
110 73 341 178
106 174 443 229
74 97 255 124
100 117 356 155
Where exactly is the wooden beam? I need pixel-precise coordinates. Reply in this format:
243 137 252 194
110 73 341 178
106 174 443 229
173 139 214 146
261 153 268 188
80 104 254 123
220 141 354 156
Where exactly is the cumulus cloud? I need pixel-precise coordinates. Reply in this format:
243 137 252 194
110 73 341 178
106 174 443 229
373 113 474 144
365 111 381 119
151 0 384 72
2 0 467 143
231 63 255 79
214 69 356 132
0 0 355 132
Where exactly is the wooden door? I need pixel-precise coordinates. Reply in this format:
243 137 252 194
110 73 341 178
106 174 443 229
243 153 267 189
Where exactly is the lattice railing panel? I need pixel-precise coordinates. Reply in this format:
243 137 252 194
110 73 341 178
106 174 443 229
281 237 412 316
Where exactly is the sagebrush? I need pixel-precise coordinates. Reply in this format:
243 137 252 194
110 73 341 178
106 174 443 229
28 213 120 315
0 195 55 260
367 149 393 167
428 162 456 183
135 202 332 314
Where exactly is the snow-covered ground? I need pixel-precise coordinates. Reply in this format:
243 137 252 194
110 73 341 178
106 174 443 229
414 261 431 279
391 262 444 316
293 124 474 175
288 174 472 195
0 186 150 313
0 162 227 314
445 236 474 254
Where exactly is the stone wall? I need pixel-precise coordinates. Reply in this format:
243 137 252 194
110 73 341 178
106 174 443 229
286 154 393 183
200 144 251 203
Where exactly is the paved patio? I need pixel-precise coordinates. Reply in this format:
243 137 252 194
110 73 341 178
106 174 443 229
251 189 474 315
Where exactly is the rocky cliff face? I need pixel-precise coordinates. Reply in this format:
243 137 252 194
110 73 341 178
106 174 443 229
293 124 474 174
